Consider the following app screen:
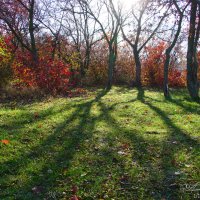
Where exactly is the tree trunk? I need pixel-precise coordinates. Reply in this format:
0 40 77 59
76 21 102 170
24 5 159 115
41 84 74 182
107 48 116 89
163 1 185 98
51 34 59 60
77 49 85 78
187 52 199 100
81 47 91 78
80 61 85 78
133 48 141 87
164 50 171 97
187 0 199 100
29 0 38 64
84 48 91 72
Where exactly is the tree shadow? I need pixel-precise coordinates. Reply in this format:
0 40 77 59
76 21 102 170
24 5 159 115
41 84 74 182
0 89 109 199
94 100 159 199
114 86 136 94
94 95 191 199
0 102 76 133
136 87 200 199
169 89 200 103
166 96 200 114
1 87 199 199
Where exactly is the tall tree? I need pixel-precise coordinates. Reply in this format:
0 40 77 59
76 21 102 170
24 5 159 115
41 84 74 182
80 0 122 89
119 0 170 87
62 0 102 78
187 0 200 100
163 0 189 97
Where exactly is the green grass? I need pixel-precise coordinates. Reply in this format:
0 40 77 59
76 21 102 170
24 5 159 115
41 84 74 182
0 87 200 200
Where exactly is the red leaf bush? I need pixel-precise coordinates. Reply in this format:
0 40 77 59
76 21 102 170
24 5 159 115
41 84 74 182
142 42 186 87
13 52 76 94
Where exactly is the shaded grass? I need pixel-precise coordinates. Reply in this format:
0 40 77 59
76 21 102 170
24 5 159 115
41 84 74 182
0 87 199 199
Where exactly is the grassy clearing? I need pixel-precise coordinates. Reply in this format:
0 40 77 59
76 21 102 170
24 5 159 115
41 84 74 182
0 87 200 200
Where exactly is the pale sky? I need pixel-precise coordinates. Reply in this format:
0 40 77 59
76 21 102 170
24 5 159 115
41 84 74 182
117 0 140 10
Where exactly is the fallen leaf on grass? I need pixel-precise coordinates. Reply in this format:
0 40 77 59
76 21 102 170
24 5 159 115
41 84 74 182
70 195 79 200
38 124 42 128
71 185 78 194
171 159 177 166
120 143 130 150
1 140 10 145
34 112 39 119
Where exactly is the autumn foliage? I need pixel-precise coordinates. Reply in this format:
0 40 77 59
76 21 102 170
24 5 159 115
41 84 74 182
142 42 186 87
1 35 187 93
3 35 78 94
1 139 10 145
13 53 74 94
0 36 13 87
85 41 108 85
115 44 135 85
85 41 135 85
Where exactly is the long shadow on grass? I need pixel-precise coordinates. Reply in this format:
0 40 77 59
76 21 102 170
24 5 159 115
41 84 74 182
0 99 81 133
137 87 200 200
93 88 199 199
144 94 200 115
1 87 199 199
88 94 172 199
0 89 110 140
0 89 109 199
166 96 200 115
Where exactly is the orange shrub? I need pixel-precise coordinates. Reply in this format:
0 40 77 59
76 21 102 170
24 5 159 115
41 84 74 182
85 41 135 86
85 40 108 85
115 44 135 85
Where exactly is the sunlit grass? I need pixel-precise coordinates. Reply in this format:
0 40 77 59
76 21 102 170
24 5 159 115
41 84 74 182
0 87 199 199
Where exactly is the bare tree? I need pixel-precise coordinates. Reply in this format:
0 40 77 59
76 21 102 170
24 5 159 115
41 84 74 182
61 0 102 78
118 0 170 87
38 0 69 60
80 0 122 89
0 0 39 63
163 0 189 97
